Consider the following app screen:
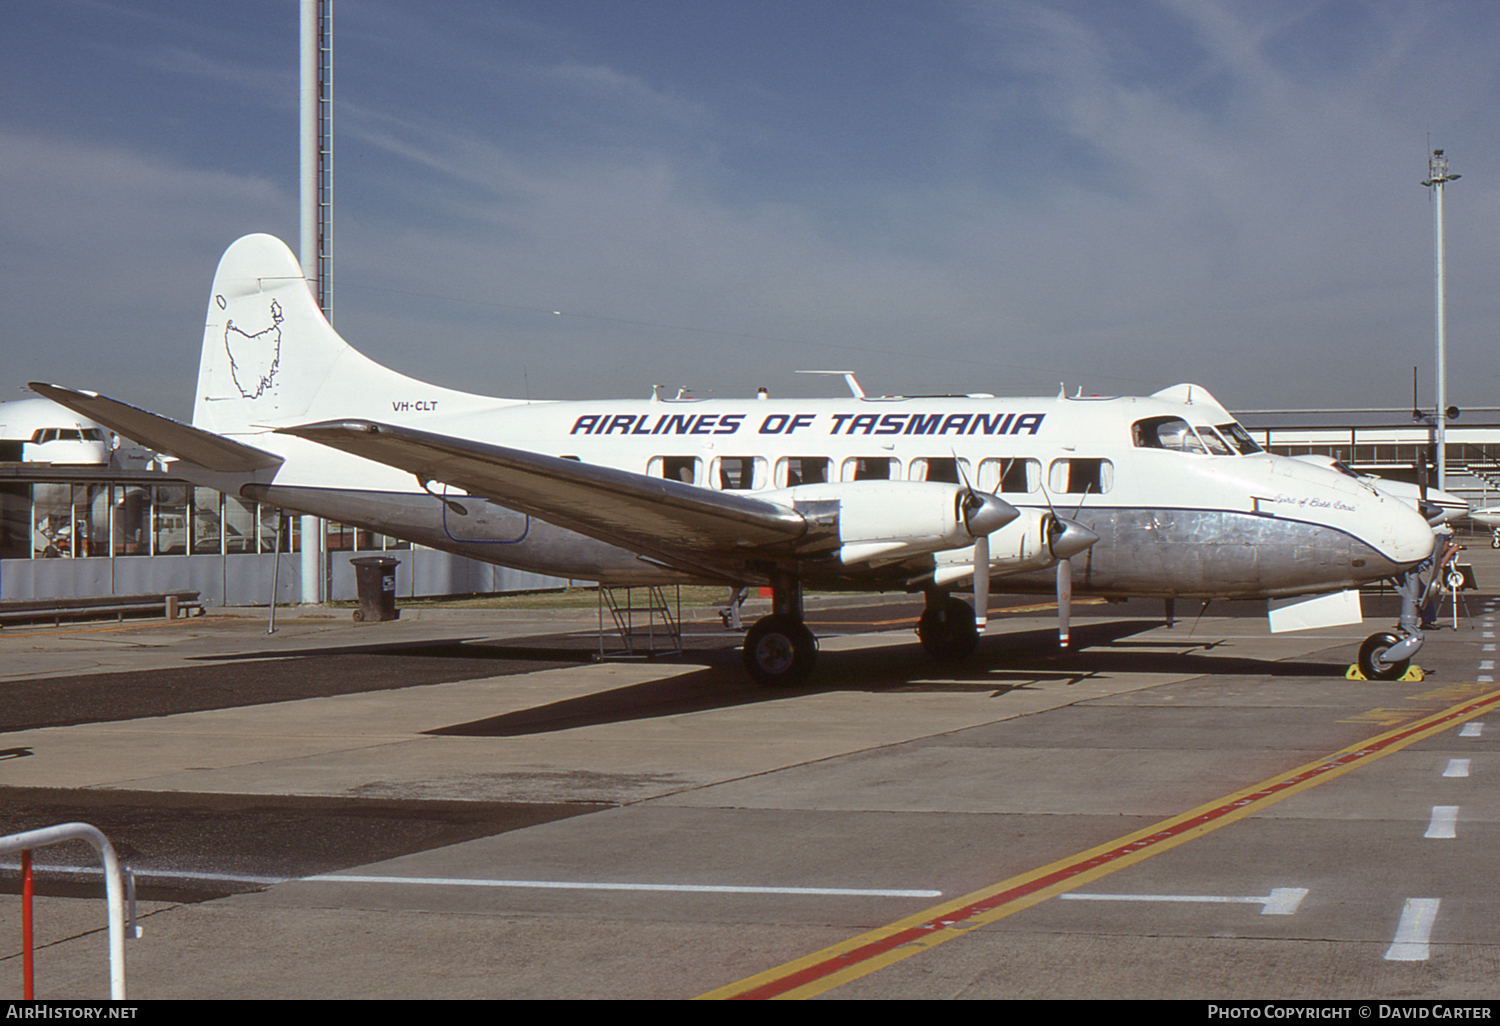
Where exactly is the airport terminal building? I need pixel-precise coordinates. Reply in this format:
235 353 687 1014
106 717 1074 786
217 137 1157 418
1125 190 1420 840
0 400 569 606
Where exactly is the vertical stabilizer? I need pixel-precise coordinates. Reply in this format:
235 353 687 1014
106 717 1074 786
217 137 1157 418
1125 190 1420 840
193 234 507 435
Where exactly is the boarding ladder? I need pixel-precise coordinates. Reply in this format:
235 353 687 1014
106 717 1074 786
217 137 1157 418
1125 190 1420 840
597 586 683 659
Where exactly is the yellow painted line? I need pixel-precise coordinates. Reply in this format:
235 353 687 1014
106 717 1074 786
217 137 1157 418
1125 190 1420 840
1337 708 1419 726
699 686 1500 1000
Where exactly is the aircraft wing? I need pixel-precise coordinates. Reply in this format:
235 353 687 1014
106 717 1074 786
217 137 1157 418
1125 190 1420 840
28 383 284 474
277 419 825 570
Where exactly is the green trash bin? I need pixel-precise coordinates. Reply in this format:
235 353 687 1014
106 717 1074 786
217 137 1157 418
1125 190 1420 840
350 556 400 622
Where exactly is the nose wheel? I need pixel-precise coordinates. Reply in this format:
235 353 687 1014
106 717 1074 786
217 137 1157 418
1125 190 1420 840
1355 566 1427 681
1357 631 1411 681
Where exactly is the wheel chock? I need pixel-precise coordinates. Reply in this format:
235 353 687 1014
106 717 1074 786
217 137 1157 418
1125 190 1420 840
1345 665 1424 682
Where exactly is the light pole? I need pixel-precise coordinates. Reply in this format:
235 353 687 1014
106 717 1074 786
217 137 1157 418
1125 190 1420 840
1421 149 1460 490
299 1 332 604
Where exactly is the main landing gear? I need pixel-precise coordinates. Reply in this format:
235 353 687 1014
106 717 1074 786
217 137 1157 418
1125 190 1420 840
916 591 979 661
742 570 818 687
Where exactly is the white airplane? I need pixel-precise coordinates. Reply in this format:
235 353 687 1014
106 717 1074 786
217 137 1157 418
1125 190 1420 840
31 234 1439 684
0 397 112 465
1468 507 1500 548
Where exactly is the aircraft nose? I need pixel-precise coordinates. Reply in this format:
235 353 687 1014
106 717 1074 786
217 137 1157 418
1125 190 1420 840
1383 495 1439 566
963 492 1019 537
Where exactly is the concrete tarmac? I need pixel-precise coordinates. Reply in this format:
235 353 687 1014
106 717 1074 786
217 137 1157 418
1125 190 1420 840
3 549 1500 1001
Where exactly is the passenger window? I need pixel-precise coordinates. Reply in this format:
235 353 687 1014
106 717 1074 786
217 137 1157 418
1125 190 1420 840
648 456 700 484
715 456 763 490
1048 458 1113 495
841 457 893 482
777 456 830 487
978 458 1040 493
909 457 969 484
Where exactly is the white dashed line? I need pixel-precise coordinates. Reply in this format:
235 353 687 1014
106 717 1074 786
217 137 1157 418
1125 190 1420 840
1059 887 1308 915
1443 759 1471 778
1385 899 1441 961
1424 806 1459 839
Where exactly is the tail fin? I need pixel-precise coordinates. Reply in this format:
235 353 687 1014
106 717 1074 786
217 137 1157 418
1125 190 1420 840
193 234 506 435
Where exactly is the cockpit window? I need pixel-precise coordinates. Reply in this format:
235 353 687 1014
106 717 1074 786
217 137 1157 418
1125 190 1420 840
1133 417 1206 454
1215 422 1263 455
1135 416 1264 457
1198 426 1235 456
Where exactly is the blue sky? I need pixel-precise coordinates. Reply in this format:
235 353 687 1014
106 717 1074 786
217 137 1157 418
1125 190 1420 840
2 1 1497 419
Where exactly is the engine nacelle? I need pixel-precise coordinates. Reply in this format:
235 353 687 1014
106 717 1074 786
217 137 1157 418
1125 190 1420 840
766 480 1017 566
930 508 1099 585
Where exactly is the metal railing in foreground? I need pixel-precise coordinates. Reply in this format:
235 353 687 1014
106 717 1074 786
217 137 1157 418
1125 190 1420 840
1 822 129 999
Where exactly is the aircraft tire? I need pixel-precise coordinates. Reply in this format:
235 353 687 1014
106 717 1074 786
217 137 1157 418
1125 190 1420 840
1358 631 1409 681
743 614 817 687
917 597 979 661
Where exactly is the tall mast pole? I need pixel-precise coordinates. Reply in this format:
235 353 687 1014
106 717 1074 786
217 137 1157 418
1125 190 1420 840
299 2 332 604
1421 149 1459 490
300 1 332 318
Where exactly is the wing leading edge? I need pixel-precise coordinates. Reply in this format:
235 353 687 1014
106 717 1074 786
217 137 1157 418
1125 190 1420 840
28 383 283 473
277 419 827 573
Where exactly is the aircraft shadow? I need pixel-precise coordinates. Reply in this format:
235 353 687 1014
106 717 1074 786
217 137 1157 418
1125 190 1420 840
425 619 1351 737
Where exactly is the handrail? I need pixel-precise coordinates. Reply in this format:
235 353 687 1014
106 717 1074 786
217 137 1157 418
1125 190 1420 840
0 823 127 999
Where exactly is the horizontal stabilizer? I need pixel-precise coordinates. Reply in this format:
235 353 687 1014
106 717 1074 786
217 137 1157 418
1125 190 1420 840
28 383 283 474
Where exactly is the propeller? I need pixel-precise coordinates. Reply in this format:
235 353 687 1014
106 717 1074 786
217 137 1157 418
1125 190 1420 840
1045 513 1099 647
1036 483 1101 648
956 459 1011 632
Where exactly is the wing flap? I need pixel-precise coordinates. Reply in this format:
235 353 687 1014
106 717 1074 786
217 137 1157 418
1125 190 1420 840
28 383 283 473
277 419 814 558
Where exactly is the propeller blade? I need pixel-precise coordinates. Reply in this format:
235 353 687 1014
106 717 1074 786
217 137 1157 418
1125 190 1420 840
1057 557 1072 647
973 534 990 632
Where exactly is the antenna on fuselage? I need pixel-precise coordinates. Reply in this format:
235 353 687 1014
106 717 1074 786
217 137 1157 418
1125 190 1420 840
797 371 866 399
